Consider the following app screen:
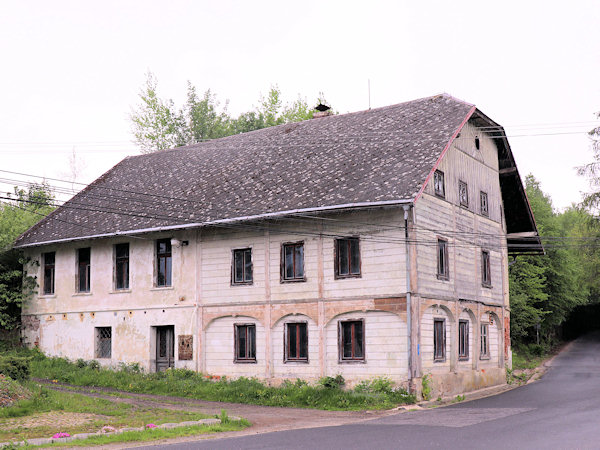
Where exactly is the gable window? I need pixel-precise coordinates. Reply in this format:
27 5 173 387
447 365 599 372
437 239 449 280
77 248 91 293
156 239 172 287
458 320 469 360
282 242 305 282
335 237 361 278
433 318 446 362
339 320 364 362
42 251 55 295
285 322 308 362
433 170 445 198
232 248 253 285
481 250 491 287
115 243 129 290
459 181 469 208
234 324 256 362
480 323 490 359
480 191 489 217
95 327 111 359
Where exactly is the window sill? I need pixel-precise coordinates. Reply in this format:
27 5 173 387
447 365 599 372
38 294 56 299
110 289 132 294
72 292 92 297
233 359 257 364
433 359 446 363
284 359 309 364
150 286 174 291
436 274 449 281
458 357 469 361
338 359 366 364
231 282 253 287
482 283 493 289
479 356 491 361
280 278 307 284
334 274 362 280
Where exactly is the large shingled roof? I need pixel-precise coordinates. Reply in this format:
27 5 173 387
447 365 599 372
15 94 476 248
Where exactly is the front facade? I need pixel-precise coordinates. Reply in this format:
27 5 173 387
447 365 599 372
16 94 541 397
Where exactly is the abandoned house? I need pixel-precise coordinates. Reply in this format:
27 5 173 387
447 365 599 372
15 93 542 396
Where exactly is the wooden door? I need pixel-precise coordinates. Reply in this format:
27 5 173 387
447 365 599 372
156 326 174 372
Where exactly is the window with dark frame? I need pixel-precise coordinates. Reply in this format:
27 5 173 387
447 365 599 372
95 327 111 359
480 191 489 217
285 322 308 362
43 252 55 295
77 248 91 292
481 250 491 287
339 320 364 361
234 324 256 362
115 243 129 290
458 320 469 360
232 248 253 284
459 180 469 208
434 170 445 198
480 323 490 358
437 239 449 280
156 239 172 287
282 242 305 282
433 318 446 361
335 238 361 278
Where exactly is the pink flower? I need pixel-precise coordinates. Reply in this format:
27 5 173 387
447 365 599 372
52 432 70 438
146 423 157 429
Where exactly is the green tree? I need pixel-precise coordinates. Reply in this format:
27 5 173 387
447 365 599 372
0 184 54 330
577 112 600 210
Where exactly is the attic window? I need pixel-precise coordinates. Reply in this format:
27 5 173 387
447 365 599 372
459 181 469 208
475 136 480 150
434 170 445 198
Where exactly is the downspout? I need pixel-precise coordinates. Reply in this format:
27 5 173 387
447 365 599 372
403 204 413 390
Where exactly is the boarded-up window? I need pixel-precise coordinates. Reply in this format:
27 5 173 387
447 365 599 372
459 180 469 208
335 238 361 279
480 323 490 359
285 322 308 362
178 335 193 360
77 248 91 293
156 239 172 287
115 243 129 290
282 242 305 282
458 320 469 360
433 318 446 362
43 252 55 295
437 239 449 280
232 248 253 285
481 250 491 287
96 327 111 359
339 320 364 361
234 324 256 362
434 170 445 198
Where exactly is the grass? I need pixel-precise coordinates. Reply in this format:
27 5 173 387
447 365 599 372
25 350 415 410
0 384 223 442
512 350 545 370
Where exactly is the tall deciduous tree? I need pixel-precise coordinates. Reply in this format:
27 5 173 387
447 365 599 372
577 112 600 210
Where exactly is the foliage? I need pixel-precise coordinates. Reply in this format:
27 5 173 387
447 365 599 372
421 373 432 401
509 175 591 347
130 73 333 153
0 184 54 330
577 112 600 211
0 356 31 382
29 353 414 410
318 374 345 389
0 374 31 407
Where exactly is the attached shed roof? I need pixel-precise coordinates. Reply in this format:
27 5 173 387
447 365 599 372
14 93 541 254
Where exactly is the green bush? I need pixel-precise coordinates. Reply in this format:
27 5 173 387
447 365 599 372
318 375 345 389
0 355 31 381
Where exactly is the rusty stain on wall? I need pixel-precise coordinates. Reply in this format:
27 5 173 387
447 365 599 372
178 335 193 360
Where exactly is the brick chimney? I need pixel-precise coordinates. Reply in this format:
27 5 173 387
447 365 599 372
313 103 332 118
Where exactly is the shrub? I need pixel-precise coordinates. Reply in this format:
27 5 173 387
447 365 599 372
421 373 432 401
0 355 31 381
76 358 88 369
88 360 100 371
318 375 345 389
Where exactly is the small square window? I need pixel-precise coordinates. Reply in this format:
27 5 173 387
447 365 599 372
481 250 491 287
434 170 445 198
335 238 361 279
458 320 469 360
115 243 129 290
480 191 489 217
282 242 305 282
434 318 446 362
77 248 91 293
234 324 256 362
232 248 253 285
156 239 172 287
339 320 364 361
480 323 490 359
43 252 55 295
437 239 449 280
459 181 469 208
95 327 111 359
285 322 308 362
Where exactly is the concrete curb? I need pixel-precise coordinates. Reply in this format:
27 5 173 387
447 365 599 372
0 416 242 448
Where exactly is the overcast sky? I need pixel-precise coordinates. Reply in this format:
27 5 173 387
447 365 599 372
1 0 599 209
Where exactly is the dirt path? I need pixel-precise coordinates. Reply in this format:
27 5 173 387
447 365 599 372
36 379 390 440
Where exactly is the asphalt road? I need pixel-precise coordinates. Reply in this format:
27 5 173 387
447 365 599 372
140 333 600 450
